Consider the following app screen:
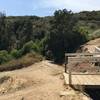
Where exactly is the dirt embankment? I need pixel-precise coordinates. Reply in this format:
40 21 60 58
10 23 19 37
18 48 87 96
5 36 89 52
81 38 100 53
0 60 90 100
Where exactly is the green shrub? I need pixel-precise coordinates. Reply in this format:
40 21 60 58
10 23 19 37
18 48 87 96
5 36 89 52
10 41 34 59
20 41 34 56
10 49 19 58
32 42 40 53
0 50 12 64
11 49 24 59
0 41 41 64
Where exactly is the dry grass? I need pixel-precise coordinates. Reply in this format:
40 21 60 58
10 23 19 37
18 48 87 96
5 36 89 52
0 53 43 72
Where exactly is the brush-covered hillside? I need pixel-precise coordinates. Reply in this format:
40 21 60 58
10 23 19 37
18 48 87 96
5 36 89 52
76 11 100 40
0 9 100 71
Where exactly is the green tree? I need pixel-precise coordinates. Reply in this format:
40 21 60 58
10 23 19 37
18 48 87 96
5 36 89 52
47 9 84 63
0 12 8 50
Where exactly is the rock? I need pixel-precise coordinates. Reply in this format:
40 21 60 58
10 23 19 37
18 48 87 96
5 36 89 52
21 97 24 100
59 90 75 97
82 96 91 100
59 91 68 97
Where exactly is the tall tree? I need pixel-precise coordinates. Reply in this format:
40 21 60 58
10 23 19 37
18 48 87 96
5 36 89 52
0 12 8 50
47 9 82 62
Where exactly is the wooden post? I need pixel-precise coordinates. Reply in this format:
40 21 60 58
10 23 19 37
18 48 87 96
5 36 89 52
65 63 67 73
65 56 68 73
69 66 72 85
65 56 66 73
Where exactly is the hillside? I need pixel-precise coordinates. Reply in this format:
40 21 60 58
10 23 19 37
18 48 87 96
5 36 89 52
82 38 100 53
74 11 100 41
0 10 100 64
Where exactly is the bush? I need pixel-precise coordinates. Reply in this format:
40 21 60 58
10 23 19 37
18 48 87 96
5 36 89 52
0 40 43 65
0 50 12 64
11 41 35 59
10 49 19 58
14 40 44 58
11 49 24 59
20 41 34 56
32 42 41 53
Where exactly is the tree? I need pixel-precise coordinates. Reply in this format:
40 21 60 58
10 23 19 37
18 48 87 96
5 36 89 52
13 19 33 49
47 9 83 63
0 12 8 50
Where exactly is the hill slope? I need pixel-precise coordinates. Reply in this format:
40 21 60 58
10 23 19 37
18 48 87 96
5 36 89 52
82 38 100 53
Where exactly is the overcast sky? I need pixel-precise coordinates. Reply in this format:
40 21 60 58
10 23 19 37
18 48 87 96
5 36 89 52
0 0 100 16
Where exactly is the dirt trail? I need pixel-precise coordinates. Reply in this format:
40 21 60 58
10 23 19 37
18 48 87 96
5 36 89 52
0 60 89 100
82 38 100 53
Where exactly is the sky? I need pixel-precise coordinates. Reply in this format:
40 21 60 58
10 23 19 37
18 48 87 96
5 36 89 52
0 0 100 16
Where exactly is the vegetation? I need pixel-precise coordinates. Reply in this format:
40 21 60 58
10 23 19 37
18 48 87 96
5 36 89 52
46 10 87 62
0 52 43 72
0 9 100 67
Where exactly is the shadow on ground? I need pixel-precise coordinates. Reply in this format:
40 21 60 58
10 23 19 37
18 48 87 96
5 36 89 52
85 88 100 100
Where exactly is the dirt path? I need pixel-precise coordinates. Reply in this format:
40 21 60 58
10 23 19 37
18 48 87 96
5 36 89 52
0 60 89 100
82 38 100 53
